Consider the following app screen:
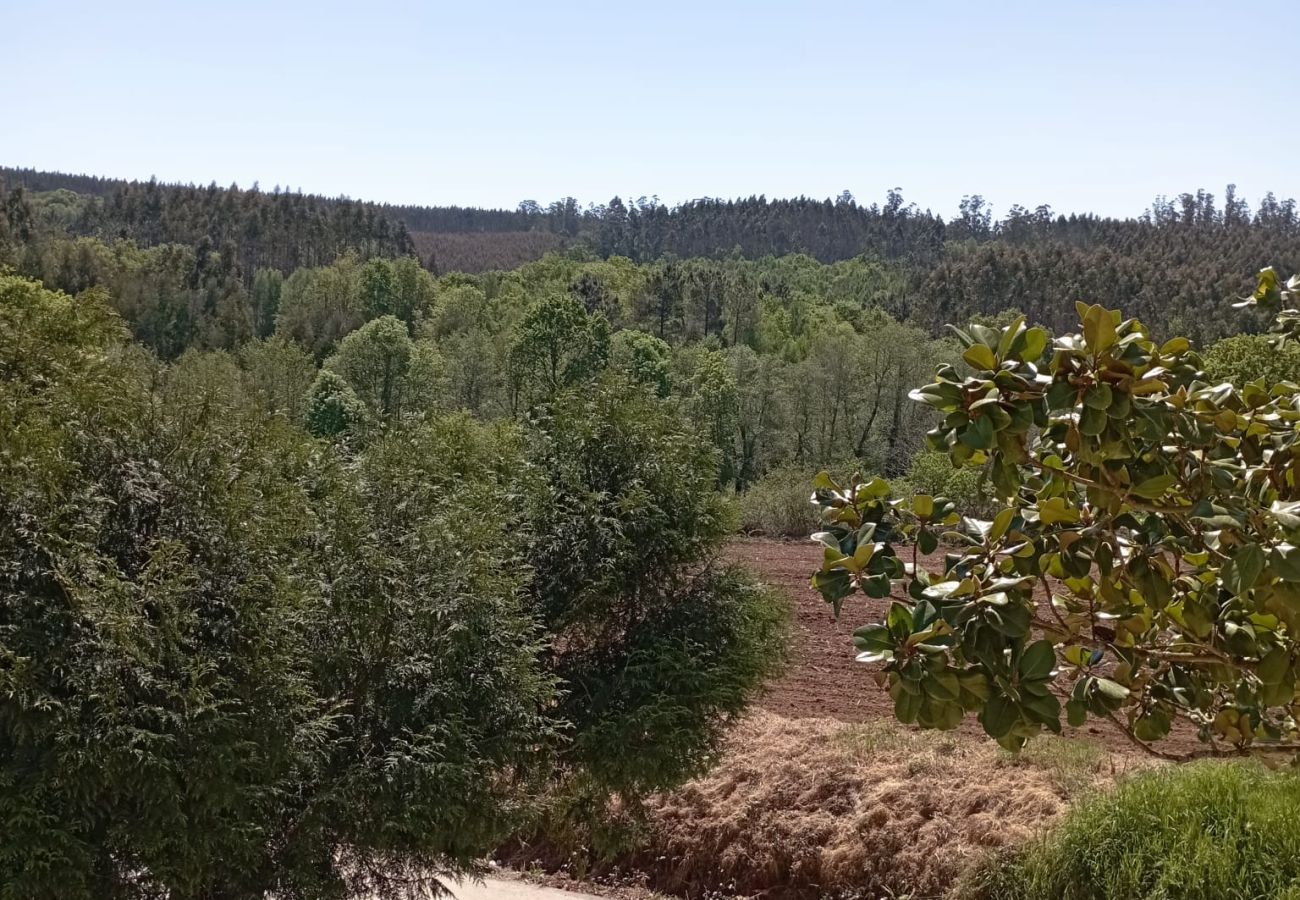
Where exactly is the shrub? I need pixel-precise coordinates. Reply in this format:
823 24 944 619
736 466 823 537
519 376 789 841
812 278 1300 756
0 275 551 898
966 763 1300 900
1202 331 1300 387
296 415 554 898
904 450 995 518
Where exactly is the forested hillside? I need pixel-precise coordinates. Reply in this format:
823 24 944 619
6 167 1300 345
1 168 413 277
3 166 1298 495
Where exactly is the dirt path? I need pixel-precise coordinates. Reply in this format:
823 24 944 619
449 876 605 900
725 536 1199 753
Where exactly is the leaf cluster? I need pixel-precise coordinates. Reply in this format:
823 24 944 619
813 282 1300 756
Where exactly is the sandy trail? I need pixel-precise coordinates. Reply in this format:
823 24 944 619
449 876 604 900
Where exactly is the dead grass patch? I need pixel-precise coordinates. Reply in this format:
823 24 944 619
633 712 1144 898
504 711 1153 898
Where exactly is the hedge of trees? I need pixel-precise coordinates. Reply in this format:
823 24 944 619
0 272 786 898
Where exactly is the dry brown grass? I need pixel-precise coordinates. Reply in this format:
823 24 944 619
619 712 1148 899
504 711 1153 898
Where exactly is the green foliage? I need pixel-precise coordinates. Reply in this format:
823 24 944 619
684 350 741 485
1 276 318 899
5 170 415 277
522 377 787 804
737 466 826 537
1203 332 1300 387
508 293 610 408
18 237 253 358
967 763 1300 900
729 345 786 488
274 255 369 359
240 335 317 421
905 450 994 517
250 267 283 337
610 328 672 396
812 285 1300 756
1 273 788 895
301 417 554 898
324 314 446 420
0 274 554 898
783 316 944 475
358 256 437 325
304 368 370 438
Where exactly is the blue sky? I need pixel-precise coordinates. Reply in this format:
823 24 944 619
7 0 1296 218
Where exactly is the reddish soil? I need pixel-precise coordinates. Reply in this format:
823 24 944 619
726 536 1197 753
727 537 910 726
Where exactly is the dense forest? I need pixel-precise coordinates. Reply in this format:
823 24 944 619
3 166 1298 496
1 269 788 896
6 166 1300 345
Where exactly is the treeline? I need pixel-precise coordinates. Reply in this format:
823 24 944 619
3 221 953 482
388 191 947 264
7 203 1295 491
2 167 415 278
0 165 130 196
8 167 1300 345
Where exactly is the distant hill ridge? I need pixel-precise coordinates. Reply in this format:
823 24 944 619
4 166 1300 340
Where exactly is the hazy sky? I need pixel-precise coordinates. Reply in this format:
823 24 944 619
8 0 1296 219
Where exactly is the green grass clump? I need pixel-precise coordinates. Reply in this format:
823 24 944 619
966 761 1300 900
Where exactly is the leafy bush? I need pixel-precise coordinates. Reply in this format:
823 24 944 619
519 376 788 841
291 416 557 899
966 763 1300 900
904 450 995 518
812 277 1300 755
0 275 551 898
736 466 823 536
1202 331 1300 386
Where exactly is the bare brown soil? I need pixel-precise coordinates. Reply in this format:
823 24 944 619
408 230 564 274
726 536 1199 754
